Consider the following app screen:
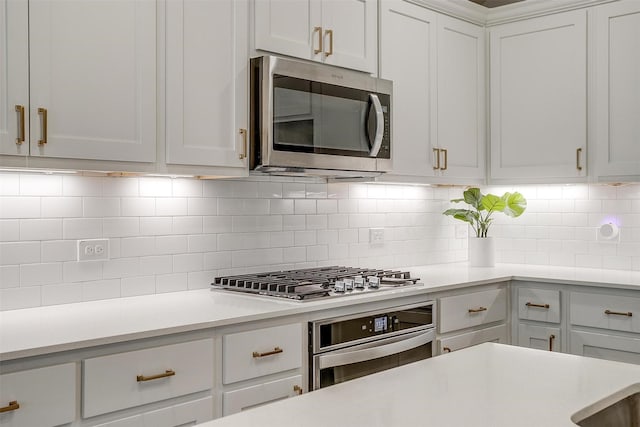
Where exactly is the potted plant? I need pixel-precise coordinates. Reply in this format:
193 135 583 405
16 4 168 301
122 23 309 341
443 187 527 267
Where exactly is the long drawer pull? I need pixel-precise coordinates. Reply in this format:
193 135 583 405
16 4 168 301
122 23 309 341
0 401 20 413
253 347 283 358
38 107 47 145
15 105 25 145
293 385 303 395
468 307 487 313
443 347 452 353
549 334 555 352
136 369 175 382
605 309 632 317
526 302 550 309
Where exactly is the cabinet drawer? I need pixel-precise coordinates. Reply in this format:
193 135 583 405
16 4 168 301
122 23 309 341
518 288 560 323
571 292 640 333
571 330 640 365
223 375 303 416
439 288 507 333
223 323 302 384
438 324 508 354
83 338 213 418
0 363 76 427
518 323 561 352
94 396 213 427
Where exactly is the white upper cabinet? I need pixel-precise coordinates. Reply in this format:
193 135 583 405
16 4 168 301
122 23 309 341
592 0 640 181
254 0 377 73
0 0 29 157
436 15 485 181
28 0 156 162
380 0 437 177
165 0 249 169
489 10 587 182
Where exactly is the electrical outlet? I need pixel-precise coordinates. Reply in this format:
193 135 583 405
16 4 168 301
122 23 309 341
369 228 385 245
78 239 109 261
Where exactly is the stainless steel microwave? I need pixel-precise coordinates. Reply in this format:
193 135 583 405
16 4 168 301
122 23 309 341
250 55 392 177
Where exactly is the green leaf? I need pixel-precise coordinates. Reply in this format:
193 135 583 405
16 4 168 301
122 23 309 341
502 192 527 217
481 194 506 213
449 198 465 204
463 188 484 210
443 209 476 224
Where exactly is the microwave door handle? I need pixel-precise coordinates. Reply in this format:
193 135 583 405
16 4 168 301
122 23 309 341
367 93 384 157
317 329 434 370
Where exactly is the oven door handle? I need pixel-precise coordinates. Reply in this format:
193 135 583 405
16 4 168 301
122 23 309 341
367 93 384 157
318 329 435 370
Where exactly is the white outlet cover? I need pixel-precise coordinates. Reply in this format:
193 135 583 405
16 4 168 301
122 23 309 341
78 239 110 261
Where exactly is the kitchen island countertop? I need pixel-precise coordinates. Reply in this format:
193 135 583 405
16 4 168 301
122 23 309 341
195 342 640 427
2 263 640 361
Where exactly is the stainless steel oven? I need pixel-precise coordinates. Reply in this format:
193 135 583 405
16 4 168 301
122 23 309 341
309 301 435 390
250 55 393 177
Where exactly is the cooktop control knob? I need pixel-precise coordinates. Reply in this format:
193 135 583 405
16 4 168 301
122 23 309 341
344 278 354 291
354 276 365 289
334 280 346 293
368 276 380 288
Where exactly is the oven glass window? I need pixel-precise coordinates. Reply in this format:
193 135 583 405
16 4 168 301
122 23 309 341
318 343 431 389
272 75 390 159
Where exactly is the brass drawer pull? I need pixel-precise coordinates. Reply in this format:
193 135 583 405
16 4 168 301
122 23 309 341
253 347 283 358
325 29 333 56
468 307 487 313
548 334 555 352
443 346 452 353
293 385 303 395
576 147 583 171
441 148 448 171
38 107 47 145
526 302 550 309
15 105 25 145
136 369 175 382
0 401 19 413
433 148 440 170
605 309 632 317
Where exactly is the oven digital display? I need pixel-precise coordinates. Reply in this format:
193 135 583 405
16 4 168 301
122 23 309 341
374 316 387 332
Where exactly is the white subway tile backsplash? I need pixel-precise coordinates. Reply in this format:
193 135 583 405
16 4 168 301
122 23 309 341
1 175 639 310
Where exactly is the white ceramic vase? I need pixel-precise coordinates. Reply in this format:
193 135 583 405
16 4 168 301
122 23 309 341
468 237 495 267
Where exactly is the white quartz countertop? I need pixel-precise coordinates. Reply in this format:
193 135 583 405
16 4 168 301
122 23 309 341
1 263 640 361
195 343 640 427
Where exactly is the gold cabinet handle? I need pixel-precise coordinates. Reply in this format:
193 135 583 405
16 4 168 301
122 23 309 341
468 307 487 313
443 346 452 353
38 107 47 145
433 148 440 170
548 334 556 352
325 29 333 56
605 309 632 317
0 401 19 413
313 26 323 54
252 347 283 358
136 369 175 382
526 302 550 309
576 147 583 171
239 128 247 160
15 105 25 145
293 385 303 395
441 148 448 170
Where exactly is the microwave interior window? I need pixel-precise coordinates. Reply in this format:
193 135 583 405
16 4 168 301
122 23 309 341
273 75 383 157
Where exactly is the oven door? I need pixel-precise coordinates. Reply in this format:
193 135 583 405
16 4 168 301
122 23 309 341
312 328 434 390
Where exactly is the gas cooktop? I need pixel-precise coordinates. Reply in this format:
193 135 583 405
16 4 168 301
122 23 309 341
211 266 420 301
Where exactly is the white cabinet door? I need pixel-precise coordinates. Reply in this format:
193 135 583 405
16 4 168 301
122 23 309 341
490 10 587 182
321 0 377 73
165 0 249 169
0 0 29 157
518 323 561 352
28 0 156 162
436 15 485 181
223 375 303 416
571 330 640 365
254 0 376 73
380 0 437 177
254 0 321 61
593 0 640 180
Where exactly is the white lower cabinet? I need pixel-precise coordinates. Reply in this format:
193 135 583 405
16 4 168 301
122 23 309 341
83 338 214 418
570 330 640 365
438 324 508 354
223 375 303 416
0 363 76 427
518 323 561 352
94 397 213 427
